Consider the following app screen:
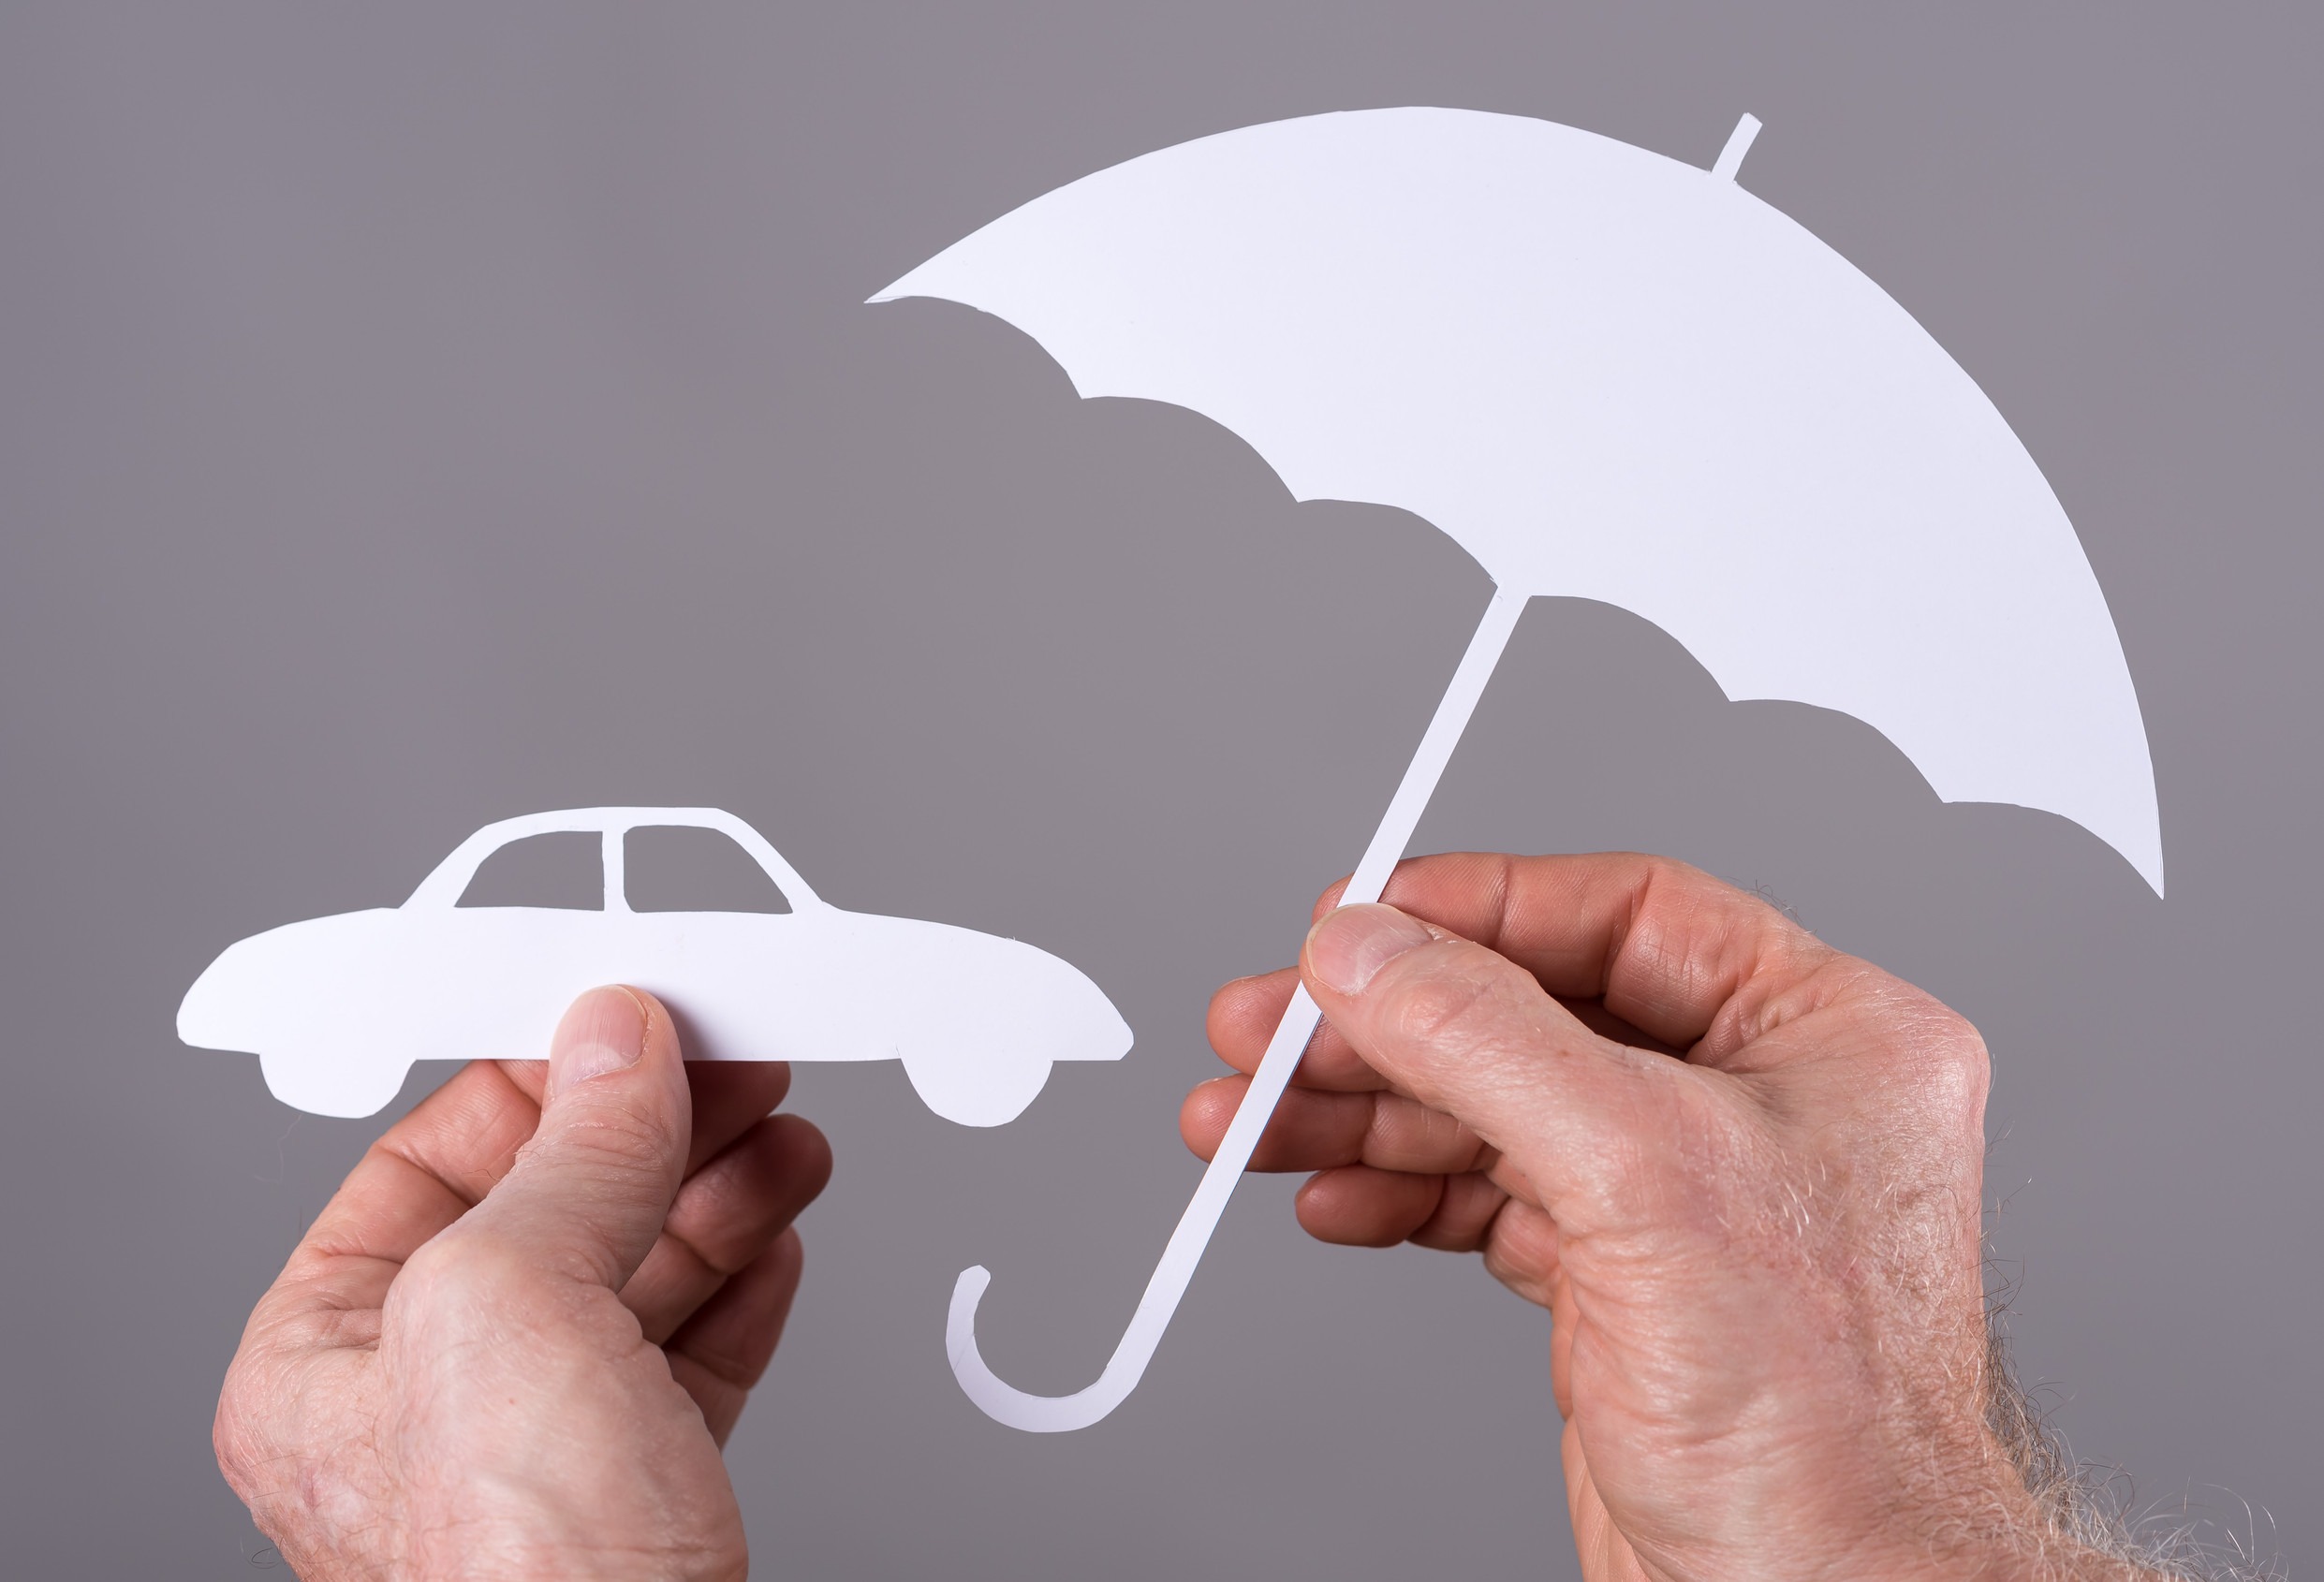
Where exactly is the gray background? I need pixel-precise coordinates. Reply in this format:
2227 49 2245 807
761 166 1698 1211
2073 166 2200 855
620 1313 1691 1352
2 4 2316 1575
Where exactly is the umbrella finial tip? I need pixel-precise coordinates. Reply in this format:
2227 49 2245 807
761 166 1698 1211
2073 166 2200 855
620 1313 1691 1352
1713 113 1763 182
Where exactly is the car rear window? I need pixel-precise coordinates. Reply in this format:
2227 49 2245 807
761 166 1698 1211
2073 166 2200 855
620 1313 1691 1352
624 826 791 914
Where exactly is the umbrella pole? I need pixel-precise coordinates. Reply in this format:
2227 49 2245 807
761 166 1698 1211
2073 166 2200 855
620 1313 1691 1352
949 585 1530 1431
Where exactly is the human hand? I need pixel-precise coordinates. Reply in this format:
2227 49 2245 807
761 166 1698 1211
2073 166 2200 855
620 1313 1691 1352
1183 854 2144 1582
215 986 832 1581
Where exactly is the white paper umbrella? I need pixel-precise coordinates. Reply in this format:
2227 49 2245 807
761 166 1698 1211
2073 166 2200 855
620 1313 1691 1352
874 108 2162 1431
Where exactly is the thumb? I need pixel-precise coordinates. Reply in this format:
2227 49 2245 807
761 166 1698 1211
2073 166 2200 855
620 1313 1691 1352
1300 904 1695 1226
460 985 693 1290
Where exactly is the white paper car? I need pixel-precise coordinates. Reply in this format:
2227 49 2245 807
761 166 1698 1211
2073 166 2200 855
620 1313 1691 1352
178 807 1132 1123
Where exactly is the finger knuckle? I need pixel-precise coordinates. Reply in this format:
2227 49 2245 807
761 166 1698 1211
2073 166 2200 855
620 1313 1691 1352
1837 976 1991 1122
389 1230 506 1326
1367 1095 1485 1173
396 1225 620 1342
1377 959 1500 1054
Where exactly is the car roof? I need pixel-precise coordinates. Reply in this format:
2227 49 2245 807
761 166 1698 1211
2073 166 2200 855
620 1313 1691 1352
404 807 823 909
467 807 755 842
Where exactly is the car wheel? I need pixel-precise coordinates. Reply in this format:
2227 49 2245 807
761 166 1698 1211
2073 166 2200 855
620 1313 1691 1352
902 1049 1053 1127
259 1047 412 1119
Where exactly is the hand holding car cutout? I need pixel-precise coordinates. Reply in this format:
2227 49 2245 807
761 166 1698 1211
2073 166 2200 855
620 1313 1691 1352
1184 853 2153 1582
214 987 831 1581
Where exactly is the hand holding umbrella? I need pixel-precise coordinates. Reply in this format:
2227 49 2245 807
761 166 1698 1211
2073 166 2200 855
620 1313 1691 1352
875 108 2161 1431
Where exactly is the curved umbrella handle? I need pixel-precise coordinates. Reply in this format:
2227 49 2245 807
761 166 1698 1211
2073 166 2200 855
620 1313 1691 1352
948 984 1330 1432
945 587 1529 1432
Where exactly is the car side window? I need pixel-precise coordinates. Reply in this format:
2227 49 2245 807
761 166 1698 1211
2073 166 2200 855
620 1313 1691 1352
456 831 604 910
624 826 792 914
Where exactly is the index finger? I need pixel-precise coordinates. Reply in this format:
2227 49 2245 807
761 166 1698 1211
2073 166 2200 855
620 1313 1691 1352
1208 967 1387 1091
1316 851 1831 1055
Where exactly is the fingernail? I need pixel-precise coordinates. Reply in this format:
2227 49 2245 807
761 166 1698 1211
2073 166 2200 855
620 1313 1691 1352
548 986 648 1100
1305 904 1434 995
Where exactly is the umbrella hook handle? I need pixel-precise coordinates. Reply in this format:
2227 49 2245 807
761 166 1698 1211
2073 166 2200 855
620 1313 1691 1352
949 983 1331 1431
946 587 1530 1432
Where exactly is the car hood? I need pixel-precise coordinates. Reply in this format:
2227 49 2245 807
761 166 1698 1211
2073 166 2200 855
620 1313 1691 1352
178 910 402 1052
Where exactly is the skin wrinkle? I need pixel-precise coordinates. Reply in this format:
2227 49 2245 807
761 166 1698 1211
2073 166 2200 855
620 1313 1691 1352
216 989 827 1582
676 1235 803 1389
626 1127 827 1343
1411 1170 1489 1248
221 861 2244 1579
1184 853 2218 1582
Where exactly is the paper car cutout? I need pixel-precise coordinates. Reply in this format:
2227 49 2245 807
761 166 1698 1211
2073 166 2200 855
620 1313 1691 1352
178 807 1132 1122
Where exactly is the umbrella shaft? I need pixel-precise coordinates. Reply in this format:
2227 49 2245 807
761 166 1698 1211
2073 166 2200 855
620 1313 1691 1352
947 585 1527 1432
1122 585 1528 1377
1339 585 1529 908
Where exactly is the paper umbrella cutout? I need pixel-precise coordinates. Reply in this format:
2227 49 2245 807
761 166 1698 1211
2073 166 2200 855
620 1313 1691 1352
179 807 1131 1122
874 108 2163 1431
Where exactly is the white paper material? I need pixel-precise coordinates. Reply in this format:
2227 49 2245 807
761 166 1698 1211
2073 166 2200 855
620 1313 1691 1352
875 107 2161 892
875 108 2167 1431
949 588 1525 1431
178 808 1132 1121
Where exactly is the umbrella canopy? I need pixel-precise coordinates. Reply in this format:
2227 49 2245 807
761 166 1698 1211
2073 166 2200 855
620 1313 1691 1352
876 107 2161 892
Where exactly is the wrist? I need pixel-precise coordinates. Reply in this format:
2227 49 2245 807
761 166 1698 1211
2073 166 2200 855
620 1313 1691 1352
1798 1460 2176 1582
1866 1524 2177 1582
